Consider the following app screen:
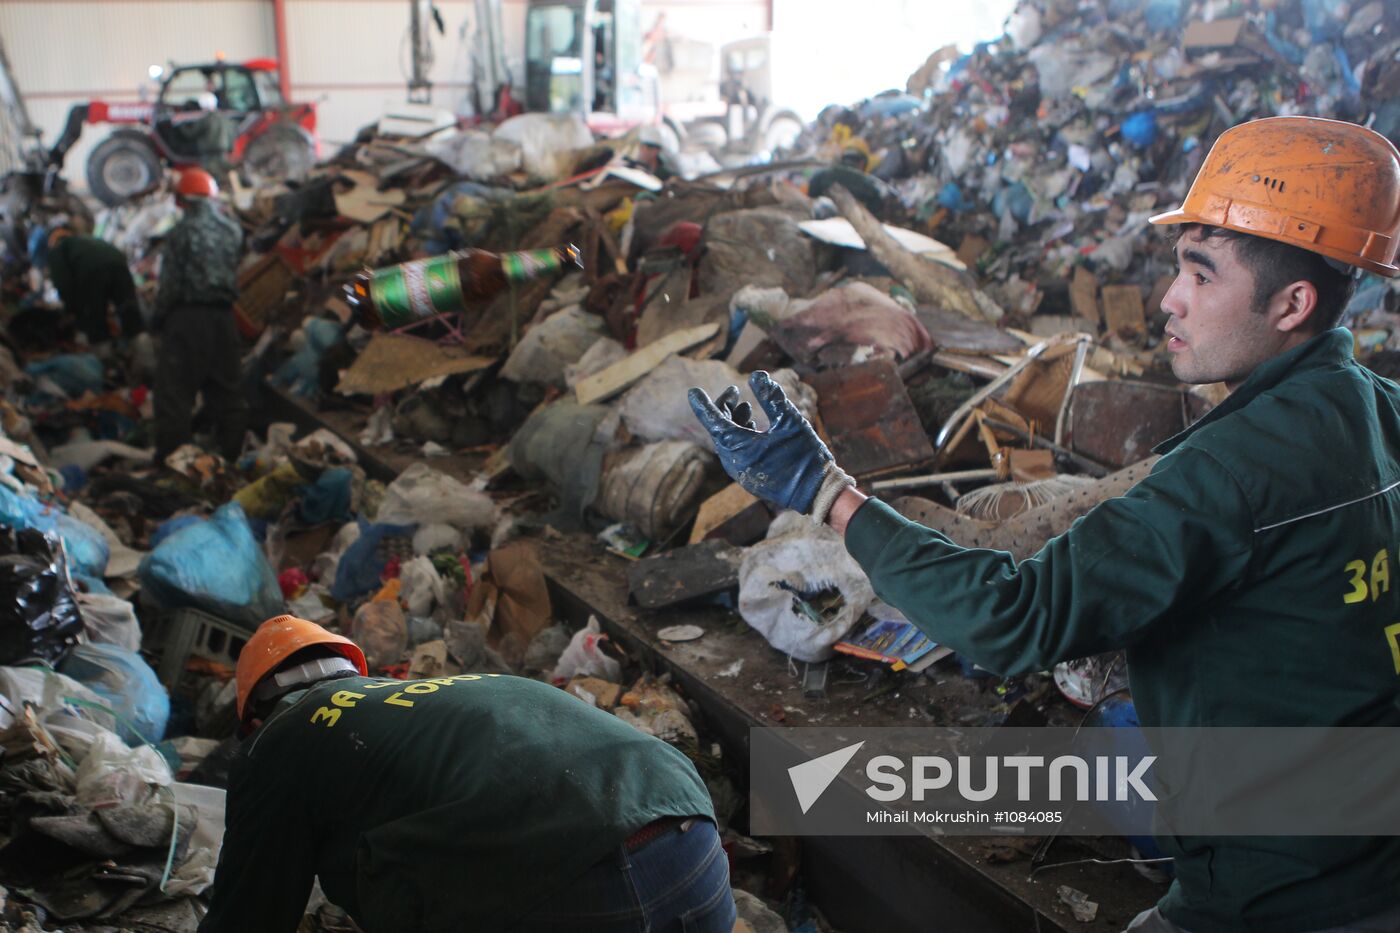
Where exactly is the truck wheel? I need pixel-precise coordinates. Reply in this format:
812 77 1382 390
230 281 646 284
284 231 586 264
86 131 163 206
241 123 316 187
764 114 804 154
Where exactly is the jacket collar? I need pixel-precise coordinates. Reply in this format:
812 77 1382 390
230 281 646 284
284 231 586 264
1154 328 1354 456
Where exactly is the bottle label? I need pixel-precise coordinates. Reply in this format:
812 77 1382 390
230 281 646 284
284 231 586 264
369 255 464 326
501 249 563 284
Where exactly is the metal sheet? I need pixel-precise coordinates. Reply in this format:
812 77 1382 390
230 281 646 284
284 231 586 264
1065 381 1201 468
809 358 936 480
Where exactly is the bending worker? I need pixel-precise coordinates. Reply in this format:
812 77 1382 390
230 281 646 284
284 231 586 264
154 167 247 462
44 226 142 348
198 615 733 933
691 115 1400 932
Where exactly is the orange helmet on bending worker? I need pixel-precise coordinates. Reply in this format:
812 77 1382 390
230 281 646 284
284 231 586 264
174 167 219 199
235 615 367 725
1149 116 1400 278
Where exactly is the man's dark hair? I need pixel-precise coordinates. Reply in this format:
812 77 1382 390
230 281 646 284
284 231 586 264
1177 224 1357 331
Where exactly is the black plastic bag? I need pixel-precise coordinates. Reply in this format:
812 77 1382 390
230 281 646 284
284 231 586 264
0 528 84 667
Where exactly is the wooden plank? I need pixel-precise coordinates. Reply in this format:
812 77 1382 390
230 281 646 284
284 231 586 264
336 333 496 396
625 540 745 610
689 483 769 545
827 184 992 321
808 358 936 480
1068 266 1101 325
574 323 720 405
1100 284 1146 337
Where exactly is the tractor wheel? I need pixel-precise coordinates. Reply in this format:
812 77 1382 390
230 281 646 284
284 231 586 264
86 131 163 207
241 123 316 188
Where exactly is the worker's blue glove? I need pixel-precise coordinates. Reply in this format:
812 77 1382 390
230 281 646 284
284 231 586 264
688 371 853 520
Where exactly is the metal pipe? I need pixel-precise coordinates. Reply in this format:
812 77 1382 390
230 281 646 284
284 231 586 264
870 469 1000 493
934 340 1049 450
272 0 292 101
1053 336 1092 448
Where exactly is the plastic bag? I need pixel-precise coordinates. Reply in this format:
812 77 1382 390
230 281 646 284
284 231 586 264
77 591 141 652
564 336 628 389
412 523 463 556
423 129 523 181
297 467 354 525
0 484 110 580
492 113 594 182
272 318 344 399
500 306 609 387
0 527 85 666
399 556 445 618
59 643 170 746
138 502 284 627
24 353 104 398
352 599 407 671
617 357 817 446
75 727 172 810
737 513 874 661
377 463 496 531
0 665 115 734
551 616 622 682
331 519 413 603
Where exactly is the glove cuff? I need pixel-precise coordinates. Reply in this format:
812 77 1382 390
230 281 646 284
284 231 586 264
809 461 855 525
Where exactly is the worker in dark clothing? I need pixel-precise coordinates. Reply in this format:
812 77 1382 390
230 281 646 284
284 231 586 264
691 116 1400 933
154 166 246 462
198 615 734 933
44 227 142 347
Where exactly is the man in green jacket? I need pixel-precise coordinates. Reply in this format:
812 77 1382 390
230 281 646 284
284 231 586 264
198 615 733 933
44 227 142 347
691 116 1400 932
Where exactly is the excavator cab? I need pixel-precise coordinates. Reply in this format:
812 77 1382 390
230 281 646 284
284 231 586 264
524 0 657 132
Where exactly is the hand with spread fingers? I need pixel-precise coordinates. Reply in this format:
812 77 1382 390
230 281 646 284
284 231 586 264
688 371 854 522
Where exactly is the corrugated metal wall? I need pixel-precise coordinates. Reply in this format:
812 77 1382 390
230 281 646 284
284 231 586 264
0 0 275 188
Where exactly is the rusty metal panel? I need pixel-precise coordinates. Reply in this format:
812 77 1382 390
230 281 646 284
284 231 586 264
1065 381 1206 468
808 358 936 480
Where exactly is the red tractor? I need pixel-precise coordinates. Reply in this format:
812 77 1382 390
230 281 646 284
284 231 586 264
48 58 318 206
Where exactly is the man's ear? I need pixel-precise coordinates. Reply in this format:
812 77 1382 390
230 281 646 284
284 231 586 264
1270 279 1320 334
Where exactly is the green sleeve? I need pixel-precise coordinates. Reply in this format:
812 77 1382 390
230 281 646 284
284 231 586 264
843 447 1255 676
198 751 316 933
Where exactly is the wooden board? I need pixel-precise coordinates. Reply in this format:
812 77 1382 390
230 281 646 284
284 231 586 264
625 540 745 610
234 252 297 338
1100 284 1146 337
689 483 769 546
1068 266 1101 326
808 358 936 480
336 333 496 396
575 323 720 405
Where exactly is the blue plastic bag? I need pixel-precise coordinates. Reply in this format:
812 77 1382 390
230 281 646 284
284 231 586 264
24 354 104 398
331 518 415 603
297 468 354 526
0 484 110 580
149 514 206 549
138 502 284 627
59 643 170 746
1121 110 1158 150
272 318 344 399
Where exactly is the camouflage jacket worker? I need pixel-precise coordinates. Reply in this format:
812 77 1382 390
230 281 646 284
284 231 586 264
156 198 242 316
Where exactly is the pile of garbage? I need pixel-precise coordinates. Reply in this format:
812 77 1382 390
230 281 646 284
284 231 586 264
796 0 1400 343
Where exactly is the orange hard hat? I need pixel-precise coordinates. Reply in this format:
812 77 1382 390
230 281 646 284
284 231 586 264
174 167 219 199
235 615 367 723
1149 116 1400 278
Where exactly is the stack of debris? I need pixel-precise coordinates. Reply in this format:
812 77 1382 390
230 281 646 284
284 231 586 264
795 0 1400 346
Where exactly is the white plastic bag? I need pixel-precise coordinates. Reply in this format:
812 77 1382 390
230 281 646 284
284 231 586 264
399 556 446 618
737 513 874 661
0 666 116 734
492 113 594 182
413 524 463 556
76 592 142 652
163 781 227 896
551 616 622 682
617 357 818 446
376 463 496 531
75 727 172 809
500 306 608 387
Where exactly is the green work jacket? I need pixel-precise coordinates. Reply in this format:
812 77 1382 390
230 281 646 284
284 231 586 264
197 674 713 933
846 328 1400 932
